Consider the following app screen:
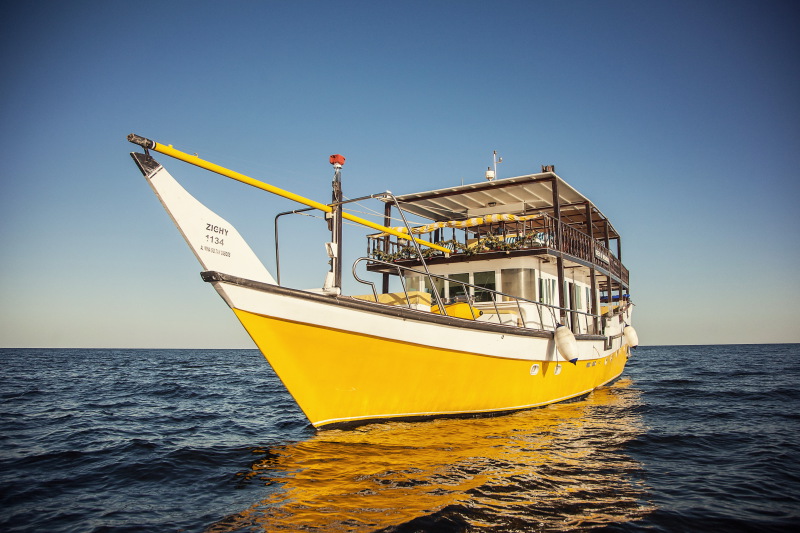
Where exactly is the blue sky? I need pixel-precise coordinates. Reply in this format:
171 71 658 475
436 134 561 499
1 0 798 347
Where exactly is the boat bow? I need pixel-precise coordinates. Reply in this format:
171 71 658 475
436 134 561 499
130 151 276 285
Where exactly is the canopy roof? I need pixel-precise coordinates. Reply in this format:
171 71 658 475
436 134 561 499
391 171 621 239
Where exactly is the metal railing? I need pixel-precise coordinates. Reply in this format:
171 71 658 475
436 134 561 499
272 193 609 334
352 257 602 335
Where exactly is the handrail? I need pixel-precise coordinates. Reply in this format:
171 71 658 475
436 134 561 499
352 257 604 334
274 206 316 285
270 190 447 312
274 192 390 286
383 192 446 313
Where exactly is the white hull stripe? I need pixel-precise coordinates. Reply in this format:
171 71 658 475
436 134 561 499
203 271 620 363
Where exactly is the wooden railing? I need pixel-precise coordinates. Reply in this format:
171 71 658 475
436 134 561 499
367 213 628 284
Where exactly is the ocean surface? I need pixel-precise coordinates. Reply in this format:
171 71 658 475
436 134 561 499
1 345 798 532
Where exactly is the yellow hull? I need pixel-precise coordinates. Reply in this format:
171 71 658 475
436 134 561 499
233 307 629 429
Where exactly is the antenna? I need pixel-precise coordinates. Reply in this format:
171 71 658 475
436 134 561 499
486 150 503 181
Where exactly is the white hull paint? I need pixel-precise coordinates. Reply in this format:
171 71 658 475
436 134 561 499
212 278 631 363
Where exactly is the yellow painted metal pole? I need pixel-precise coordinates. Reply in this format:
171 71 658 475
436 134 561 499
128 134 451 254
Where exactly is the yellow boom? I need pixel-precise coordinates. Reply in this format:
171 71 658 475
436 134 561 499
127 134 450 254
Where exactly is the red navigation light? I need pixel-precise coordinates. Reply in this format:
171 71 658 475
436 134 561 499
329 154 346 166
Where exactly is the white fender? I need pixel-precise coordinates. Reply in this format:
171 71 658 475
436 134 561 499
623 324 639 348
554 324 579 364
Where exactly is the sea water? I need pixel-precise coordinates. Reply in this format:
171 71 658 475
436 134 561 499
1 345 798 532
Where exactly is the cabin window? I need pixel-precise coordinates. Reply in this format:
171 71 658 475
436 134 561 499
423 276 445 299
473 271 496 302
539 278 556 306
501 268 536 301
448 273 470 300
404 275 425 292
565 281 579 311
538 278 545 304
403 275 418 292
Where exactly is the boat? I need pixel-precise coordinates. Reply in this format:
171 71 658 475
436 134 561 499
127 134 638 430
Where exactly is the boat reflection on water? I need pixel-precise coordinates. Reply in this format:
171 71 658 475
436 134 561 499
207 379 653 532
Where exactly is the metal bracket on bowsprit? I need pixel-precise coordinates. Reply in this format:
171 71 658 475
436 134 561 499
127 133 157 158
129 151 161 178
127 134 161 176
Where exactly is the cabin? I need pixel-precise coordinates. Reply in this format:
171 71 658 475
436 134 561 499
364 167 631 335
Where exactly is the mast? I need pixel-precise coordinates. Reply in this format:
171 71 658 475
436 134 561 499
328 154 345 291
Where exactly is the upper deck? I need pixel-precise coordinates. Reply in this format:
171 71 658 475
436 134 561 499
366 169 629 288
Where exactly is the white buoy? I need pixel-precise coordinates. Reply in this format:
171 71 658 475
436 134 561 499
623 324 639 348
554 324 579 364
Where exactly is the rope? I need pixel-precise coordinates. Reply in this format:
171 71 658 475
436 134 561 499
288 210 366 229
341 194 427 227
